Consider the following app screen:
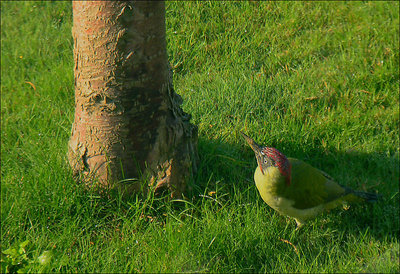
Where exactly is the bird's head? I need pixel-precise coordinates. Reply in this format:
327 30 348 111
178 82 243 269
240 132 291 185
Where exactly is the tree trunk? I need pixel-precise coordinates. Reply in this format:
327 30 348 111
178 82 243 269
68 1 198 198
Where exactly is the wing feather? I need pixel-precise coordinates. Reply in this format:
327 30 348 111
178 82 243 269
283 158 346 209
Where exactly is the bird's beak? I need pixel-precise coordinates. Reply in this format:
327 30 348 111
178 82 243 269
240 132 264 174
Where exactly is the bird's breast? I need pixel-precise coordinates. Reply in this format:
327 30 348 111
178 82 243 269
254 166 286 208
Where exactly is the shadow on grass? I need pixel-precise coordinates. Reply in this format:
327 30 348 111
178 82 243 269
190 135 399 241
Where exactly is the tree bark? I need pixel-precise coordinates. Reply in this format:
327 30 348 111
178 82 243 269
68 1 198 197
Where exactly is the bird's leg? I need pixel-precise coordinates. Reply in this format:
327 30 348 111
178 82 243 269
295 219 304 231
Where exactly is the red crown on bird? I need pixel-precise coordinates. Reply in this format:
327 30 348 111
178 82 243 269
261 147 292 186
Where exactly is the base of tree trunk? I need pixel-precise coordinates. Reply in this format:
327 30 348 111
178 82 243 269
68 84 198 198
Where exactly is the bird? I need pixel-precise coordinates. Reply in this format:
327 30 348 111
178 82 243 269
240 131 381 228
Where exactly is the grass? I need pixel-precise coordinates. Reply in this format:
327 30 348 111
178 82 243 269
1 1 399 273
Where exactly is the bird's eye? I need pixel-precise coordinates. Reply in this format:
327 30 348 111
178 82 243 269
264 158 268 164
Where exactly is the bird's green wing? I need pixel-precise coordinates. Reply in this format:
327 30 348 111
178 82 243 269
283 158 346 209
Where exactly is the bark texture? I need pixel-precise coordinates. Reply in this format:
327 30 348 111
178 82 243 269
68 1 198 197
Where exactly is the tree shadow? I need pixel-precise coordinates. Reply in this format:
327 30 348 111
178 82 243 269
190 134 399 242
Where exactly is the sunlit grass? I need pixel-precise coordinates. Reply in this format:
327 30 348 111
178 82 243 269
1 1 399 273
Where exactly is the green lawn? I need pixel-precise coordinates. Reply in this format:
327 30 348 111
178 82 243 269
1 1 399 273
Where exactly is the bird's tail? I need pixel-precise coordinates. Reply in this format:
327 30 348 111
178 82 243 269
343 186 382 203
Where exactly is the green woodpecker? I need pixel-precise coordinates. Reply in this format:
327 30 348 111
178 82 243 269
240 132 380 227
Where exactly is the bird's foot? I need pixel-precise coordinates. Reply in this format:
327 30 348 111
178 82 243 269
295 219 304 231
